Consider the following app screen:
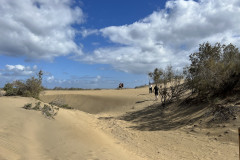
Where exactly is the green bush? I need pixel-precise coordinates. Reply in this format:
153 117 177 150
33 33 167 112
3 70 43 99
184 42 240 97
49 101 73 109
42 104 58 118
23 102 58 119
32 102 41 110
23 103 32 110
3 83 18 96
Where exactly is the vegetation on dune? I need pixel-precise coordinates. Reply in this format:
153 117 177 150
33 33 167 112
149 42 240 104
148 42 240 125
23 101 59 119
148 41 240 117
49 100 73 109
23 103 32 110
149 65 185 105
184 42 240 98
3 70 43 99
41 104 58 118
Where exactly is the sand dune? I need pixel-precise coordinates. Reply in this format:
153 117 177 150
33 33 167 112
0 87 239 160
40 88 151 114
0 96 145 160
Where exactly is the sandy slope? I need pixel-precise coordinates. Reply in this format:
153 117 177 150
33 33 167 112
39 88 152 114
0 88 239 160
0 96 144 160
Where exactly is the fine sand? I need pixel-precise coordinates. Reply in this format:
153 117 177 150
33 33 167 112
0 87 239 160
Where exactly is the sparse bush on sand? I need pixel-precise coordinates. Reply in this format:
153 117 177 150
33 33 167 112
22 102 59 119
41 104 58 118
23 103 32 110
49 100 73 109
149 65 185 106
32 102 41 111
3 70 43 99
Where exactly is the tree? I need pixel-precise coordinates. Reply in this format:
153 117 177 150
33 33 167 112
184 42 240 97
149 65 184 105
148 68 163 85
3 83 17 96
3 70 44 99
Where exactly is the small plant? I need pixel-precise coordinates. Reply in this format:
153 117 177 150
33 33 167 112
23 102 58 119
32 102 41 110
49 101 73 109
60 104 73 109
23 103 32 110
42 104 53 118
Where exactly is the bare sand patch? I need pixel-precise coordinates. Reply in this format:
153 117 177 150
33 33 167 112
0 96 145 160
40 88 153 114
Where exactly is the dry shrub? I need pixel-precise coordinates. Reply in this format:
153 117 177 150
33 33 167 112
23 103 32 110
23 102 59 119
49 100 73 109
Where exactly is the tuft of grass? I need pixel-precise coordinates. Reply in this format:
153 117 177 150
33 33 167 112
23 102 58 119
42 104 52 117
60 104 73 109
49 101 73 109
32 102 41 110
41 104 58 119
23 103 32 110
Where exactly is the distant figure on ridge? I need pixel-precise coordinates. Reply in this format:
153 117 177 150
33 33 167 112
149 84 152 93
119 83 124 89
153 84 159 100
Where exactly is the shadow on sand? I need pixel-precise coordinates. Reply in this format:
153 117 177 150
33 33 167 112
135 100 152 104
119 99 208 131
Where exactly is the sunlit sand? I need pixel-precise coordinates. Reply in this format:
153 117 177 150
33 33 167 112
0 87 238 160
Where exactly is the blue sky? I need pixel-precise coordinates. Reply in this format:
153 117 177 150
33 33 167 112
0 0 240 88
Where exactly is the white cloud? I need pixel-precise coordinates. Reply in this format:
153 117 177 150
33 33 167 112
94 75 101 82
0 64 38 81
0 0 84 60
33 65 38 70
79 28 99 38
47 75 54 82
43 75 113 89
4 64 37 76
6 64 25 71
1 0 240 76
80 0 240 73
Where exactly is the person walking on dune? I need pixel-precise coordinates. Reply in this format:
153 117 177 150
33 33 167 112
149 84 152 93
154 84 159 100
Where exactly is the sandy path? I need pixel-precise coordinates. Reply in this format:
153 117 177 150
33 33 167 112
97 117 239 160
0 96 144 160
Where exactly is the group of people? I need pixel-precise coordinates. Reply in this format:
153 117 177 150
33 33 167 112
149 84 161 100
119 83 124 89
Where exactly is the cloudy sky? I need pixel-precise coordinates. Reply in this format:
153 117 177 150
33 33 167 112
0 0 240 88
